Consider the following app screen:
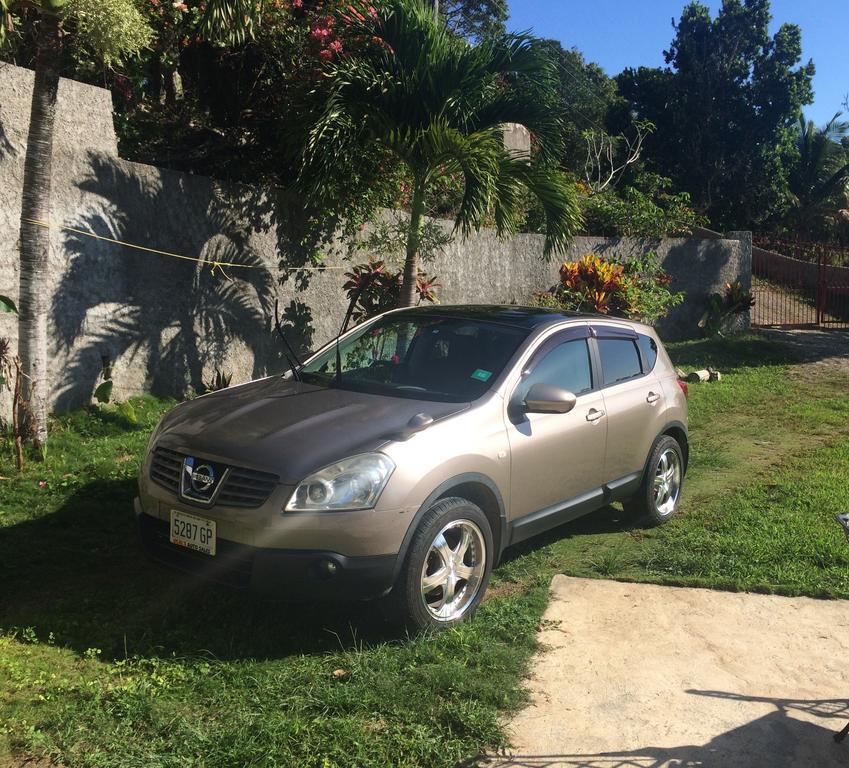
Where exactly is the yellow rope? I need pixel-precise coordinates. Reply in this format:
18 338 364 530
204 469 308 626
22 217 349 272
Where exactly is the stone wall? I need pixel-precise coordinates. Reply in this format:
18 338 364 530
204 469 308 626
0 63 750 413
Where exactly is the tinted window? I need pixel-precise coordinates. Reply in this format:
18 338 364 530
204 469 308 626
300 315 528 402
637 333 658 371
598 339 642 385
519 340 593 399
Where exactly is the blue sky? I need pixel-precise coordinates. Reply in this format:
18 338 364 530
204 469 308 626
507 0 849 127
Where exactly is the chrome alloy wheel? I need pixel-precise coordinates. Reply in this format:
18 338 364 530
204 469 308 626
653 448 682 517
420 519 486 622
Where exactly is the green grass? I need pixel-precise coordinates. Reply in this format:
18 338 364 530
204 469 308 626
2 333 849 767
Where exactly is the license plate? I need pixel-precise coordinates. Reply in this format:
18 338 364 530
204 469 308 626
170 509 216 556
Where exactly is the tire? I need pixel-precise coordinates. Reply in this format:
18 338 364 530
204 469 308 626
623 435 685 526
390 497 493 631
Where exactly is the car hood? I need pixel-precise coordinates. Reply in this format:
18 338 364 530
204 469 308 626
154 377 470 484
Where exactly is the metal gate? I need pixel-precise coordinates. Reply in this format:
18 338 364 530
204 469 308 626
752 236 849 329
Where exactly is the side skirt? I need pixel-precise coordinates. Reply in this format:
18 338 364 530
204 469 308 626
507 471 642 547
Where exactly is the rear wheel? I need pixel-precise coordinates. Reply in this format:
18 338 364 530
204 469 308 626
390 497 493 631
624 435 684 526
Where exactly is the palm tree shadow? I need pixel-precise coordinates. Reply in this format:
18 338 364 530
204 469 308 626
0 477 399 661
0 116 13 159
52 153 284 410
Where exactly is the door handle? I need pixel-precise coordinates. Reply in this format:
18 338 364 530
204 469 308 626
586 408 605 423
646 391 661 405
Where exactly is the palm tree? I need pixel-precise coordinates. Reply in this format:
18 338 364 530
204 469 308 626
787 113 849 239
1 0 150 444
300 0 582 307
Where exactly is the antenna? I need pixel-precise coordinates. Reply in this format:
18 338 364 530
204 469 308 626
273 300 303 382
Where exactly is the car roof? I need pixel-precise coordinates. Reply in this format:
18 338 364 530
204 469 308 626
390 304 618 330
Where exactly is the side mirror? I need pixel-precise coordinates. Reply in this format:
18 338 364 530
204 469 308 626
524 383 577 414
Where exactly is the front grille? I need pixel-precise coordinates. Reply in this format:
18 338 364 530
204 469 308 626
218 466 279 508
149 447 278 508
150 447 181 493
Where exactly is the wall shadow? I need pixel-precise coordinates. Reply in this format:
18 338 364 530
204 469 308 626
0 478 399 661
52 154 279 410
487 692 849 767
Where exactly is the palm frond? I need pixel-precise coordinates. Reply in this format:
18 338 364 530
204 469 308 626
493 156 583 256
419 122 502 235
198 0 262 45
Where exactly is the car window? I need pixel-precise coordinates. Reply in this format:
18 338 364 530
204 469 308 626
518 339 593 399
299 315 528 402
598 338 643 385
637 333 658 371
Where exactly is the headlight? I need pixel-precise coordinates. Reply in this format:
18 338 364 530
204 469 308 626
285 453 395 512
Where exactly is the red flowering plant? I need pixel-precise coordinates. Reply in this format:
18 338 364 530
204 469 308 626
286 0 380 64
343 259 439 321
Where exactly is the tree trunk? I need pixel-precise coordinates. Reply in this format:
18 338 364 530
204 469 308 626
400 180 426 308
18 13 62 447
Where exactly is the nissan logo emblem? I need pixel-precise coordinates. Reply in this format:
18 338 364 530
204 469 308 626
190 464 216 494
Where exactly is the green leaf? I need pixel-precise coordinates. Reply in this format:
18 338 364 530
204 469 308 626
117 400 137 424
0 295 18 314
93 380 113 404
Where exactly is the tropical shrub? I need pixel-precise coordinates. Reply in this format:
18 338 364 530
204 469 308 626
534 251 683 324
343 260 440 321
698 281 756 336
580 174 704 238
557 254 627 315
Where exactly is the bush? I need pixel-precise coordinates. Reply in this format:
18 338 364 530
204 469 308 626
534 251 683 324
580 174 704 238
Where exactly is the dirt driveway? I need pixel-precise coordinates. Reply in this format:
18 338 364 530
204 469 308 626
487 576 849 768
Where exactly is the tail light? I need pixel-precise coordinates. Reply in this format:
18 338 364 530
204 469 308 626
676 378 689 399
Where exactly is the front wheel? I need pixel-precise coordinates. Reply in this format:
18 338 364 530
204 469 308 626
391 497 493 631
623 435 685 526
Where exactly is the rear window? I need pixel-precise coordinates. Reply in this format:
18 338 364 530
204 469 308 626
598 338 642 385
637 333 658 371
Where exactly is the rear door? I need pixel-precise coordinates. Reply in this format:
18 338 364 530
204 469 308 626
506 326 607 530
591 324 666 485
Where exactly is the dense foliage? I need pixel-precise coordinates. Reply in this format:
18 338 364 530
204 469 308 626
784 114 849 242
534 252 683 324
580 174 705 238
616 0 815 230
303 0 582 304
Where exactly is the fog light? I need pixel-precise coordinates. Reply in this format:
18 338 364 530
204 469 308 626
321 559 338 577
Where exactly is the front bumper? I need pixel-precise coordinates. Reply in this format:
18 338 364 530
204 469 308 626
136 501 397 600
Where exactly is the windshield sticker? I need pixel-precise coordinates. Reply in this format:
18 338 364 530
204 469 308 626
471 369 492 382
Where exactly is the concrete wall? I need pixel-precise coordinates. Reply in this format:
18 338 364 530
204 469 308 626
0 63 750 413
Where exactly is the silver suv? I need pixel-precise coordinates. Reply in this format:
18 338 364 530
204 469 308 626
137 305 688 629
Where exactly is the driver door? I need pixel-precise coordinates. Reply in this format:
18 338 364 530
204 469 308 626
506 328 607 539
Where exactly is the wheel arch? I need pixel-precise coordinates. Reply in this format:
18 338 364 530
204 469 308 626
660 420 689 472
390 472 508 583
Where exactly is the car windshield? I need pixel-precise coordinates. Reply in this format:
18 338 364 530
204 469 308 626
299 314 529 402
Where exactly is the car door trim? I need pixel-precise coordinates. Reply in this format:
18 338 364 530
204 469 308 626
508 486 606 545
